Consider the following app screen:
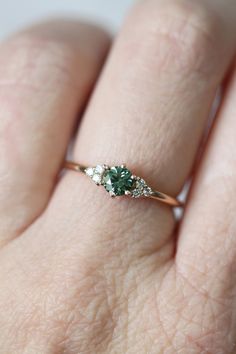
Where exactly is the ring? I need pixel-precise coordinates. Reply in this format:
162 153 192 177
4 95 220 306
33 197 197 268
64 161 182 207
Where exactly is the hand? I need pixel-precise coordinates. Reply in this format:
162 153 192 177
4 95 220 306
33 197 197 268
1 0 236 353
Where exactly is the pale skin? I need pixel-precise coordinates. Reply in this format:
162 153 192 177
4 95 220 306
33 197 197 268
1 0 236 352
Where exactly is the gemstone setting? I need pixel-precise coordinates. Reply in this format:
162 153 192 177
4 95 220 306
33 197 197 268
103 166 134 196
85 164 154 199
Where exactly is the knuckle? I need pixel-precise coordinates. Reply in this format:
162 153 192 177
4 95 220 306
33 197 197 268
0 32 79 92
128 0 220 78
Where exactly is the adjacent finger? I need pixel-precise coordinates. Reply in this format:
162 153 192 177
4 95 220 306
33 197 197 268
177 64 236 286
55 0 236 263
0 19 110 245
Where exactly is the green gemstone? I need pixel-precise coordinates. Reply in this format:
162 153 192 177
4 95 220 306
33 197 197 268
103 166 134 196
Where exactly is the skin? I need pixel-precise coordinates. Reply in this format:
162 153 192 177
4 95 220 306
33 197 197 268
1 0 236 352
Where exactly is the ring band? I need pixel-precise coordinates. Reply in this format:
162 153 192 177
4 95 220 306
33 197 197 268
64 161 182 207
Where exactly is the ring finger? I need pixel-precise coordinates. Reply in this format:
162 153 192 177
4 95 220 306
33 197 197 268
53 0 236 264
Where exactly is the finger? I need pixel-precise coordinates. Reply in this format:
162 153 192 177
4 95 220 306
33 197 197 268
53 0 236 263
177 65 236 284
0 19 110 245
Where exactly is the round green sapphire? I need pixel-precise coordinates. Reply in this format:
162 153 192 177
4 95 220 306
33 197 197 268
103 166 134 196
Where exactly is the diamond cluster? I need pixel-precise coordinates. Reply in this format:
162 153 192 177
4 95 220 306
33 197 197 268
85 165 106 185
85 165 153 198
131 177 153 198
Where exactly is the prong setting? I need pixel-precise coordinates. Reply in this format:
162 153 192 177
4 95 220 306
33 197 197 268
109 191 116 198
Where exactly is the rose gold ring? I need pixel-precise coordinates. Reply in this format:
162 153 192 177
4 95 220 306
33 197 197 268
64 161 182 207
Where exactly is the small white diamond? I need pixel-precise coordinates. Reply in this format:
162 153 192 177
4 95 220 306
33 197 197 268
85 167 94 177
143 187 152 196
92 174 101 184
95 165 104 174
132 189 142 198
139 179 146 187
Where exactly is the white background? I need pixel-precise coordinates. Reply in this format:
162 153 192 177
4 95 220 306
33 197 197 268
0 0 135 40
